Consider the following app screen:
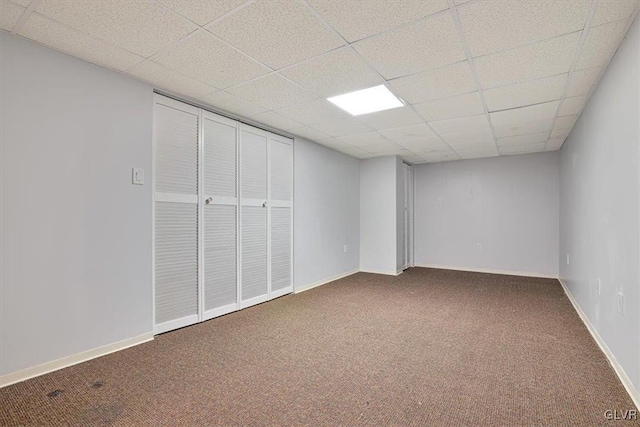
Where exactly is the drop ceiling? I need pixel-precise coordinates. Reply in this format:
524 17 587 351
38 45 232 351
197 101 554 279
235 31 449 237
2 0 638 164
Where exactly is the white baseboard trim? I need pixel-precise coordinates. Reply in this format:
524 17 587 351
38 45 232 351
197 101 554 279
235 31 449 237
294 269 359 293
559 279 640 409
359 269 402 276
0 332 154 389
415 263 557 279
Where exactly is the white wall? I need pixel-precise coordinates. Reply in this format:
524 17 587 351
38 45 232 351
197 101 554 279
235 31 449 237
559 16 640 391
414 152 559 277
360 156 400 275
1 33 153 376
293 138 360 290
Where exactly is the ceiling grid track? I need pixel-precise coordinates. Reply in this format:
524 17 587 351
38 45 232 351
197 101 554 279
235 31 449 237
10 0 40 35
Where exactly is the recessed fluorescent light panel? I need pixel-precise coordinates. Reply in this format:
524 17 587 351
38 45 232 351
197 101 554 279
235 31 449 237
327 85 404 116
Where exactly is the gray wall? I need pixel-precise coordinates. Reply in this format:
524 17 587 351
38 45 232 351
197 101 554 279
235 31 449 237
1 33 154 376
360 156 399 274
559 16 640 390
414 152 559 277
293 138 360 290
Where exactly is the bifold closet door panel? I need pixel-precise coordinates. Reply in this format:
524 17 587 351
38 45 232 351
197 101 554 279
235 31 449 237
240 126 269 307
154 96 199 332
202 112 238 318
269 136 293 296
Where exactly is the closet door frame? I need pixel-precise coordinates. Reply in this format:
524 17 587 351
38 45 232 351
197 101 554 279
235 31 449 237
268 133 294 299
152 94 201 334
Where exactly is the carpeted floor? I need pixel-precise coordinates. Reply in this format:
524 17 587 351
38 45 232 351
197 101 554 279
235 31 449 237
1 268 637 426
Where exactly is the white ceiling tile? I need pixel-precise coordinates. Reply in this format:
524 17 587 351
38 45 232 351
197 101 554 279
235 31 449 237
397 137 450 152
457 147 500 159
279 47 382 98
36 0 197 57
389 61 477 104
591 0 639 27
559 95 588 116
546 137 566 150
419 150 460 162
151 30 269 89
290 126 332 142
440 127 494 145
159 0 247 26
554 115 578 130
307 0 448 42
458 0 590 57
484 74 567 112
358 106 423 131
1 0 25 32
447 140 496 151
8 0 31 6
276 99 348 125
207 0 342 70
335 145 374 159
414 92 485 122
227 74 317 110
493 119 554 138
127 60 216 99
337 131 391 147
576 19 628 70
499 141 547 155
199 90 267 117
318 138 353 150
551 127 571 139
379 123 437 142
19 13 144 72
357 141 405 154
566 67 602 97
497 132 548 146
475 33 581 89
489 101 560 128
249 111 304 132
311 117 373 137
429 114 491 135
353 13 466 79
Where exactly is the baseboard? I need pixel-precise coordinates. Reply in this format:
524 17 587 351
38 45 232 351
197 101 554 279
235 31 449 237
0 332 154 388
559 279 640 409
359 269 402 276
415 263 557 279
294 269 359 293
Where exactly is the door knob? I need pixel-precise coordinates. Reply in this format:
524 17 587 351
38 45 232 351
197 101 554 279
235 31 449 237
205 197 213 205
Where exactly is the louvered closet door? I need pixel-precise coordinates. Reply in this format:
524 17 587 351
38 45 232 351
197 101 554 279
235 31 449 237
154 95 199 334
240 125 269 309
202 112 238 320
269 135 293 298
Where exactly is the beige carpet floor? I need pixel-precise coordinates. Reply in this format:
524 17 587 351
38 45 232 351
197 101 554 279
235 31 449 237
1 268 637 426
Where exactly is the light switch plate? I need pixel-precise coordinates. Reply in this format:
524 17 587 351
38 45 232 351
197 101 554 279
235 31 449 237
132 168 144 185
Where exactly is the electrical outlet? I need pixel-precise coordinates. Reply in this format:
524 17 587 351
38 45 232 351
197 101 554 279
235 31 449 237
436 197 442 205
617 292 624 315
566 254 570 265
343 244 348 254
476 243 482 251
